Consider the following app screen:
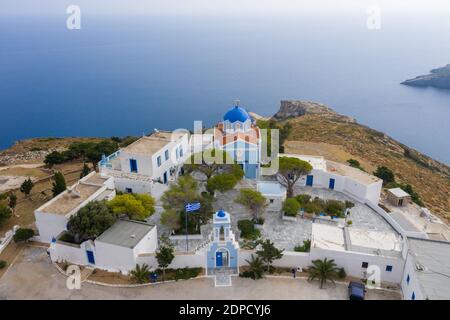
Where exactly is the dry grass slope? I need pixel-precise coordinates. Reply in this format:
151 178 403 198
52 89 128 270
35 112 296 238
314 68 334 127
284 114 450 222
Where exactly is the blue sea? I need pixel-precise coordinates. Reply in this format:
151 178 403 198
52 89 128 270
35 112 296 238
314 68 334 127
1 11 450 164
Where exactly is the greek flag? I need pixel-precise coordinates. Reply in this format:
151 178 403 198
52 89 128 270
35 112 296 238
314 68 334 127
185 202 201 212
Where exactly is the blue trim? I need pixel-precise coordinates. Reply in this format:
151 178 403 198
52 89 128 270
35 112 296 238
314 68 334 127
129 159 138 173
306 175 314 186
329 178 335 189
86 250 95 264
223 105 250 123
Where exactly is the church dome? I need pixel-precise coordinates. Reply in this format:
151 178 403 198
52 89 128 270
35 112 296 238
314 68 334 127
223 105 250 123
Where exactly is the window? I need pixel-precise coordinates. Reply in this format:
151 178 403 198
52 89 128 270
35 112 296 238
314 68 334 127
175 147 179 159
129 159 138 173
125 188 133 194
179 146 183 157
411 292 415 300
270 199 274 204
361 262 369 268
157 156 162 167
406 274 410 285
164 150 169 161
386 265 393 272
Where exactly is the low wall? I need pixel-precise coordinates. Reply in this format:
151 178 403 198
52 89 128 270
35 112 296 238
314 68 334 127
137 252 206 270
0 225 19 255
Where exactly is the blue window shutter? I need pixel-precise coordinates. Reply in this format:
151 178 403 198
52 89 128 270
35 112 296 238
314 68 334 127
407 274 410 284
165 150 169 161
157 156 161 167
386 265 393 272
130 159 138 173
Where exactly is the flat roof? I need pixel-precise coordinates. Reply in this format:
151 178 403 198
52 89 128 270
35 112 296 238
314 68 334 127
326 160 380 185
42 183 102 216
96 219 154 249
121 131 186 155
312 223 346 251
408 238 450 300
348 228 402 252
388 188 410 198
257 181 286 196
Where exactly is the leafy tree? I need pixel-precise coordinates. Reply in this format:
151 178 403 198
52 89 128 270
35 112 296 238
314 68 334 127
206 173 238 194
277 157 313 198
308 258 340 289
44 151 66 168
294 239 311 252
184 149 233 179
373 166 395 185
237 219 261 240
7 193 17 214
161 209 182 233
67 201 116 243
86 140 118 171
235 188 266 220
244 255 265 280
401 184 424 207
80 163 91 179
20 178 34 197
161 175 212 234
256 239 284 271
156 246 175 281
130 263 151 284
67 141 97 161
257 119 292 154
282 198 300 217
13 228 34 242
52 171 67 197
0 204 12 226
108 193 155 221
347 159 365 171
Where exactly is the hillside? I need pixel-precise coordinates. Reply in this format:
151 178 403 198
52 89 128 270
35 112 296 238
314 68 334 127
273 100 450 222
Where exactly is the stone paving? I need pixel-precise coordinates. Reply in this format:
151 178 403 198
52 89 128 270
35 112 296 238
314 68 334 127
149 178 396 252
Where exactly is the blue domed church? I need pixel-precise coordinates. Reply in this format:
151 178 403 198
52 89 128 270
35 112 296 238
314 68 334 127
214 101 262 179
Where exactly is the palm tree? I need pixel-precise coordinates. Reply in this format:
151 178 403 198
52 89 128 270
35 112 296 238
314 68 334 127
245 255 265 280
130 263 151 284
308 258 340 289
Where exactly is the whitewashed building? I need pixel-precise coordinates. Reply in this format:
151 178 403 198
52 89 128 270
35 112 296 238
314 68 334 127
99 130 190 199
34 172 115 243
280 154 383 204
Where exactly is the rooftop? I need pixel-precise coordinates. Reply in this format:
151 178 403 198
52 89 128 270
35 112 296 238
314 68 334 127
387 188 410 198
326 160 380 185
257 181 286 196
42 183 102 216
121 131 187 155
311 223 346 251
96 219 154 249
347 228 403 254
39 172 109 216
408 238 450 300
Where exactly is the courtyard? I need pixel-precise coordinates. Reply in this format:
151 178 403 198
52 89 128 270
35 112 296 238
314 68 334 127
0 246 401 300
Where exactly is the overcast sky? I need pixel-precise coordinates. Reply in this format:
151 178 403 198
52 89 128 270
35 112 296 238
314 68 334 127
2 0 450 16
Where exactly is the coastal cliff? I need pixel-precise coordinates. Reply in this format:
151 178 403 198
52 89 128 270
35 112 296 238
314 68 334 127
401 64 450 90
271 100 450 221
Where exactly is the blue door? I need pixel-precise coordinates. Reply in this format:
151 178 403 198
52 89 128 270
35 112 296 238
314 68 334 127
306 175 314 186
129 159 138 173
163 171 168 184
329 178 335 189
216 251 223 267
86 250 95 264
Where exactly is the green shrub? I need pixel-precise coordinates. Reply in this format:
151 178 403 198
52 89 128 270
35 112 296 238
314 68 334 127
347 220 353 225
345 201 355 209
338 268 347 279
13 228 35 243
254 217 265 225
295 194 311 207
324 200 345 217
294 239 311 252
0 260 7 269
174 267 202 281
237 220 260 240
282 198 301 217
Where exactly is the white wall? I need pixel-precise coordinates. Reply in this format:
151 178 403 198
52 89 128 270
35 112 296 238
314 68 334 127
133 227 158 256
120 152 153 176
50 240 95 266
94 241 136 273
310 247 405 284
35 211 69 243
137 252 206 270
401 253 425 300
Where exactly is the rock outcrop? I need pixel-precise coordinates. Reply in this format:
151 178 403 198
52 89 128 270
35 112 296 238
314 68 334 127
401 64 450 90
272 100 355 123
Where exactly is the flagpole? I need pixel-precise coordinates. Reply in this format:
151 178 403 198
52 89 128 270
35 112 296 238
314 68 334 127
185 205 189 252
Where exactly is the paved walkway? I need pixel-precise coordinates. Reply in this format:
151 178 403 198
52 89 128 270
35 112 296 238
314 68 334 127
0 246 400 300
